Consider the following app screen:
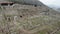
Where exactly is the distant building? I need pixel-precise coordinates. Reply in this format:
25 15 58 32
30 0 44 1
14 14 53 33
0 0 14 6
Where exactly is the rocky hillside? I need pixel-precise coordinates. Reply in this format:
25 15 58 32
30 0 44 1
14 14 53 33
0 0 60 34
7 0 44 6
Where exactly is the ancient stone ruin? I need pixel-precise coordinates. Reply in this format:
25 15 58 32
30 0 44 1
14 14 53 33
0 0 14 6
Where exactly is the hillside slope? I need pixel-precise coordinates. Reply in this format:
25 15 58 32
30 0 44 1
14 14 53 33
7 0 44 6
0 0 60 34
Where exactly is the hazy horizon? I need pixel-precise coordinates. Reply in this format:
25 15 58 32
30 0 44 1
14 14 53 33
39 0 60 8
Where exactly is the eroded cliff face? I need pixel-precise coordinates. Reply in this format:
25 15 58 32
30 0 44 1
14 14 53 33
0 1 60 34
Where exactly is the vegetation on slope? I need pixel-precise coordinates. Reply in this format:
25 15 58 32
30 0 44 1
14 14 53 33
0 0 60 34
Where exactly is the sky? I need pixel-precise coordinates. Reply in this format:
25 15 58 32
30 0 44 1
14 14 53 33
39 0 60 8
